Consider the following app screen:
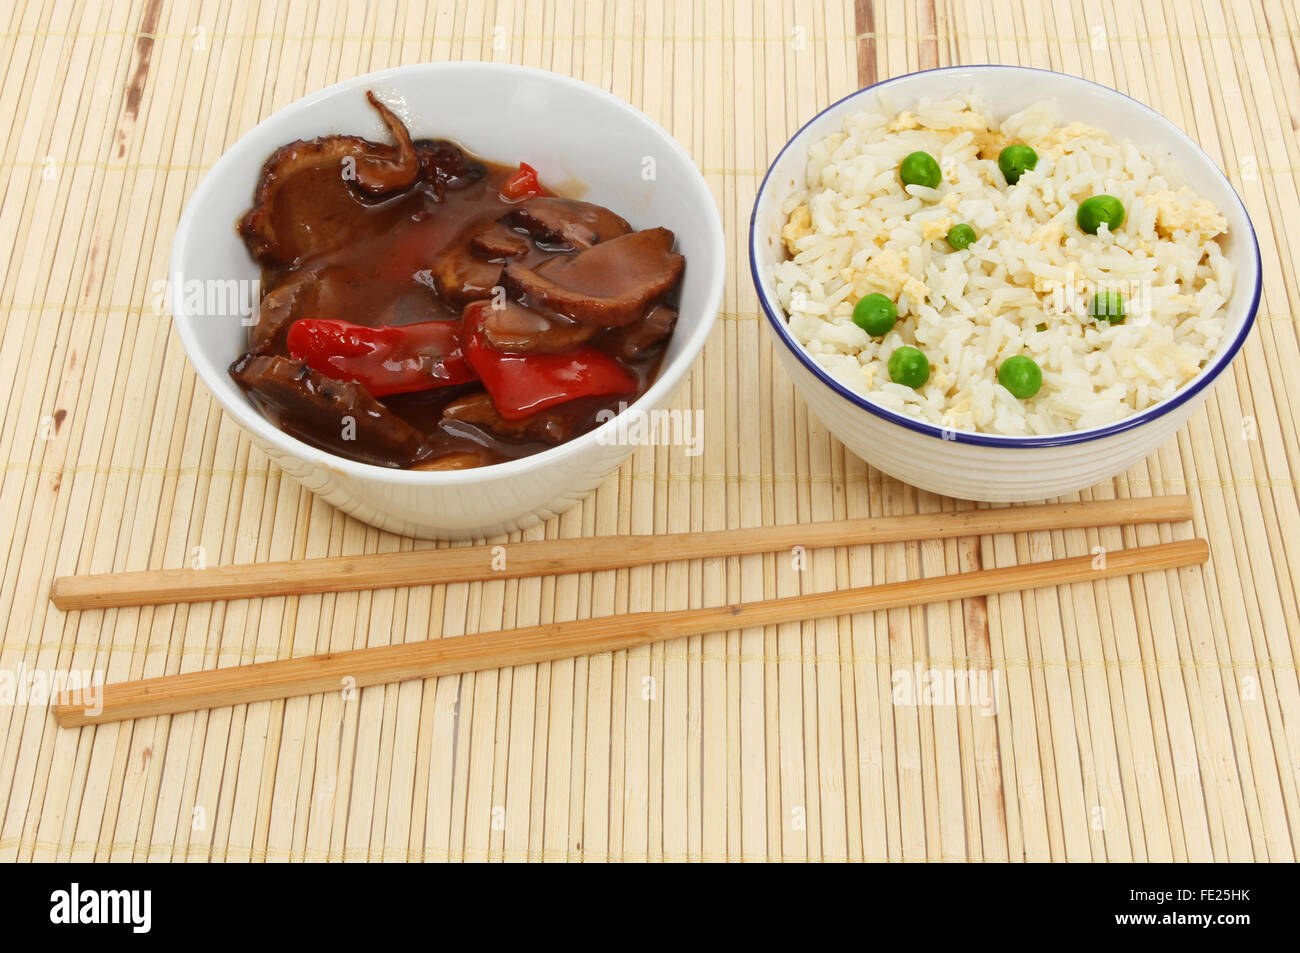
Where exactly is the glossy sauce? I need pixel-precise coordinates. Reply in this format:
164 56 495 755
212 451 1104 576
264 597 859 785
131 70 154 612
244 154 666 468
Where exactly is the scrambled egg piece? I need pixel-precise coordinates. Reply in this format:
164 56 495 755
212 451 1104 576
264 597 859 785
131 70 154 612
902 276 929 301
948 110 991 133
842 248 929 302
1030 220 1065 250
1033 268 1084 299
891 107 984 133
922 217 952 240
893 106 1003 159
947 392 971 418
970 126 1009 160
1149 189 1228 240
782 204 813 255
1032 121 1102 158
889 111 920 132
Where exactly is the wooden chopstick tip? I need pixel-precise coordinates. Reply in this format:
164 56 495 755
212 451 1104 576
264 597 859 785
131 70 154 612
48 577 75 611
52 687 107 728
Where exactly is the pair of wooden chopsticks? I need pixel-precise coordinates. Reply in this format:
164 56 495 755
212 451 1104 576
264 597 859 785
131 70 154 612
51 496 1205 727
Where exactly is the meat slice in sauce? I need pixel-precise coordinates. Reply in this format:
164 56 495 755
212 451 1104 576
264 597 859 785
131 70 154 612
230 353 427 466
470 221 531 259
601 303 678 361
441 391 578 444
502 227 685 327
239 92 421 266
250 269 316 352
505 197 631 250
428 216 531 307
250 265 365 351
349 92 421 194
428 235 504 307
479 300 600 353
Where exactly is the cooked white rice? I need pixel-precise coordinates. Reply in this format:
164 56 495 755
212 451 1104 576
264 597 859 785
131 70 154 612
774 91 1233 435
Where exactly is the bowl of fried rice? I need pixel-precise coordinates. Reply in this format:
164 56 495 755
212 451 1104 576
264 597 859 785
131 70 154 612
750 65 1260 501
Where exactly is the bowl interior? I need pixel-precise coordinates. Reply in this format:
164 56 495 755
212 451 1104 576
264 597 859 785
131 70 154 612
752 66 1261 446
172 62 723 479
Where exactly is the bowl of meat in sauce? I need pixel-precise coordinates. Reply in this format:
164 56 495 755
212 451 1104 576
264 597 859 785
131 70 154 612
171 63 725 538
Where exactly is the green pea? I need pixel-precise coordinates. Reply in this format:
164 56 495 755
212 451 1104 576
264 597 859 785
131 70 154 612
900 151 942 189
946 223 977 250
1090 290 1126 324
888 346 931 389
997 144 1039 185
1077 195 1125 234
997 355 1043 399
852 293 898 337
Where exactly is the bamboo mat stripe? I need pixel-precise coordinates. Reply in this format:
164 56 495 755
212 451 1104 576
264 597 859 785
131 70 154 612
0 0 1296 862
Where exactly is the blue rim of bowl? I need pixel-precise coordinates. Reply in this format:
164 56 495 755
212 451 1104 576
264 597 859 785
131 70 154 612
749 64 1263 449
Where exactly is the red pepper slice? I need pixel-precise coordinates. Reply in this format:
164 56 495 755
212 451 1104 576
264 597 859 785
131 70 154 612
462 303 637 420
287 318 476 397
499 162 547 202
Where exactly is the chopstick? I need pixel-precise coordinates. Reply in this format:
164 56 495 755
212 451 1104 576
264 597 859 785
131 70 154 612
53 537 1208 727
50 496 1193 611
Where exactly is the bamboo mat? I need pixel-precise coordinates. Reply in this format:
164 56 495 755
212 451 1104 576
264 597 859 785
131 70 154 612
0 0 1296 863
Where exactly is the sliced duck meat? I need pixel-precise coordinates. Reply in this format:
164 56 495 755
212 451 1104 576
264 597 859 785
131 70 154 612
257 264 455 352
238 146 370 265
428 234 504 308
428 215 536 307
427 250 500 307
502 227 685 327
249 265 360 351
479 300 601 354
351 92 421 194
441 391 576 445
505 197 632 250
229 353 427 467
239 92 421 266
250 270 315 352
469 221 532 259
601 304 678 361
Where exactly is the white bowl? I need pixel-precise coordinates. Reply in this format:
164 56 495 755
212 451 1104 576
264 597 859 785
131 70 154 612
750 66 1261 502
172 62 724 538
